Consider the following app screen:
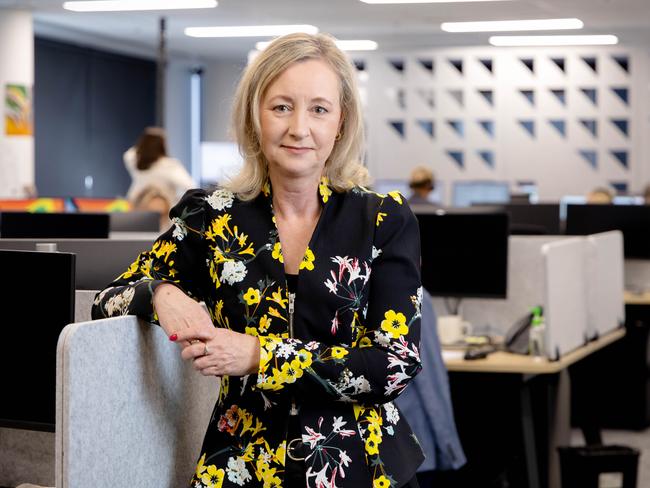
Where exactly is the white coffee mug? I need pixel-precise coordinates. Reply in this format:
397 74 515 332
437 315 472 345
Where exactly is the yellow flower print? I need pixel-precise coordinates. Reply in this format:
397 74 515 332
294 349 313 369
365 435 380 455
205 214 232 242
299 247 315 271
330 346 349 359
262 468 282 488
387 191 403 204
374 475 391 488
243 287 261 305
359 336 372 348
271 242 284 263
195 453 207 477
151 240 177 261
119 258 140 280
319 177 333 203
266 287 288 309
245 326 259 336
274 440 286 466
381 309 409 338
259 314 271 332
262 181 271 197
268 306 287 322
376 212 387 226
279 360 304 383
201 464 225 488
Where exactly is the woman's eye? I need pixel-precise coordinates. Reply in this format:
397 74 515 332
314 106 328 114
273 105 290 113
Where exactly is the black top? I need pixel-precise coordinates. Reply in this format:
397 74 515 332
92 181 424 488
286 273 298 293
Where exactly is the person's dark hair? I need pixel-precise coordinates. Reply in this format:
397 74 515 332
135 127 167 170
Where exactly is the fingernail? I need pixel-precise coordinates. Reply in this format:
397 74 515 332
169 333 178 342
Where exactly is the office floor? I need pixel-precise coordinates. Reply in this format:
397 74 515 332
571 428 650 487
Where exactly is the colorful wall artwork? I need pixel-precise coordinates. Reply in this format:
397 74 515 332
5 83 33 136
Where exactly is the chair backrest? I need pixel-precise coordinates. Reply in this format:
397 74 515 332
56 316 218 488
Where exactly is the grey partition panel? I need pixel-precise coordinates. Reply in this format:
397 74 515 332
434 236 568 335
542 238 589 359
56 317 218 488
586 231 625 339
623 259 650 291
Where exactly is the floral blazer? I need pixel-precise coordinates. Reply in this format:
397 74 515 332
92 178 424 488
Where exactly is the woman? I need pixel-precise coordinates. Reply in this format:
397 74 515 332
93 33 423 488
123 126 195 204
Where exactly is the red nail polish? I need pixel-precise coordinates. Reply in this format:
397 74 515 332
169 333 178 342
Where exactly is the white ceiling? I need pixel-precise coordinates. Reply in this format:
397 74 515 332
2 0 650 61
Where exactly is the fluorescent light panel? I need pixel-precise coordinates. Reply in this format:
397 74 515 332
361 0 513 3
489 35 618 46
186 25 318 38
256 40 378 51
63 0 217 12
442 18 583 32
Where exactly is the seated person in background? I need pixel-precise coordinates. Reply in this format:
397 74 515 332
408 165 436 205
586 187 614 204
124 127 196 205
131 184 174 231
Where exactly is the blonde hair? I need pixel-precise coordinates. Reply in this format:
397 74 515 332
226 32 369 200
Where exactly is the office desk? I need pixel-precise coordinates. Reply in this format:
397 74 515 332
623 290 650 305
443 328 625 488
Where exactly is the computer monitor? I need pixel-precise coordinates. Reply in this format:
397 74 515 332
452 180 510 207
414 209 509 298
474 203 561 235
565 204 650 258
0 249 75 431
0 212 110 238
0 198 66 212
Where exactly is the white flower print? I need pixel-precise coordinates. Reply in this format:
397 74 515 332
384 402 400 425
371 246 382 260
373 330 391 347
220 260 247 285
206 188 234 210
93 287 112 305
104 287 135 316
171 217 187 241
275 342 295 359
226 456 251 485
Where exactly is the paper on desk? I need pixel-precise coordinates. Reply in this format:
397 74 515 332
442 350 466 361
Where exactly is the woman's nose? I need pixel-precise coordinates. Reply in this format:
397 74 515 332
288 110 309 138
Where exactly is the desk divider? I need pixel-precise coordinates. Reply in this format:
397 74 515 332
542 238 590 360
585 231 625 340
56 316 218 488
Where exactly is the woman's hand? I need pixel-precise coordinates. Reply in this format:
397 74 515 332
153 283 215 349
153 283 261 377
177 327 261 377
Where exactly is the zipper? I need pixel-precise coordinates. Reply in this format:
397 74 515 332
288 290 299 416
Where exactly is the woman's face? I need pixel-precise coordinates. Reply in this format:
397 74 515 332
259 58 342 181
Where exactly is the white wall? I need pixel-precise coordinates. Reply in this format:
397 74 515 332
361 44 648 203
0 10 34 197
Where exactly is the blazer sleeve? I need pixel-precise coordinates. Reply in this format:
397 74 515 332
91 189 208 323
255 193 423 405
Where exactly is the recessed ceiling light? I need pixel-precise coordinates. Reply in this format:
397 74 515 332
185 25 319 38
255 39 378 51
63 0 217 12
489 35 618 46
442 18 584 33
361 0 512 4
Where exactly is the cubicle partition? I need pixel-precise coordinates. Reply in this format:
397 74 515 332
56 316 218 488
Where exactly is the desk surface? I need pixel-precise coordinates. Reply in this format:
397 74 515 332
444 328 625 374
624 290 650 305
